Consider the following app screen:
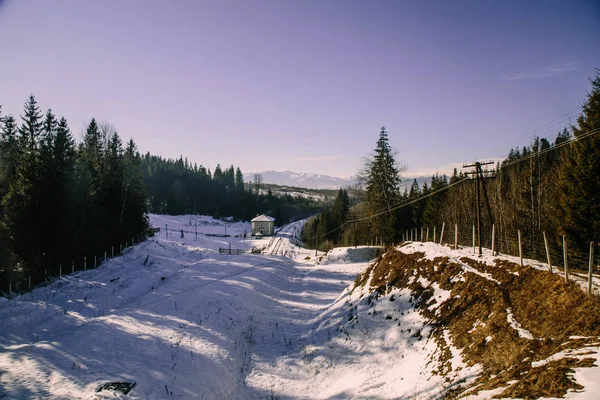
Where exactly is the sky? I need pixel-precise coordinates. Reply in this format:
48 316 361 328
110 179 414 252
0 0 599 178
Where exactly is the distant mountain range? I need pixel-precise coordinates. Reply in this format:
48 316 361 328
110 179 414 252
244 170 434 190
244 171 358 190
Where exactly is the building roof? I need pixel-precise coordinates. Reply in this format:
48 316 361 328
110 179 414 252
251 214 275 222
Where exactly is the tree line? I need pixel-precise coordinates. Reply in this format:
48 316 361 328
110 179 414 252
141 155 324 224
303 72 600 258
0 96 148 287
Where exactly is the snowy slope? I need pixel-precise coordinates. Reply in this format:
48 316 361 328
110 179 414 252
2 218 599 399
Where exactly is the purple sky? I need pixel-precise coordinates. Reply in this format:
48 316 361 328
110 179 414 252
1 0 599 178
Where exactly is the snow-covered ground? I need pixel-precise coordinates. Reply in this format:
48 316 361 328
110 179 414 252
1 216 599 399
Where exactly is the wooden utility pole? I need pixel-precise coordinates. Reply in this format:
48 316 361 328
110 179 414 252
463 161 495 256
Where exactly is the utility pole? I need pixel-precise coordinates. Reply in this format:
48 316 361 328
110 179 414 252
463 161 495 256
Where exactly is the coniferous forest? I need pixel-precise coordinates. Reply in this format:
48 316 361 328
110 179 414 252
303 73 600 264
0 96 324 290
140 155 323 222
0 96 148 287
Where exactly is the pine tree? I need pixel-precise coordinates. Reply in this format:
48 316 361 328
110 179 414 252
213 164 223 183
2 97 46 279
235 167 245 193
364 126 402 244
557 72 600 251
0 115 19 197
18 95 43 152
120 138 148 240
423 174 449 228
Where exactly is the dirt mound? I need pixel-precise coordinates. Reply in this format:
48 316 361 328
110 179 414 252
353 244 600 399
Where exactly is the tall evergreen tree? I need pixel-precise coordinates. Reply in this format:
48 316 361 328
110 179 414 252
18 95 43 151
557 72 600 251
364 127 402 244
0 115 19 197
235 167 245 193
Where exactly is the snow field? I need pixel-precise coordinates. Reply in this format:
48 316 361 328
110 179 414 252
2 216 599 399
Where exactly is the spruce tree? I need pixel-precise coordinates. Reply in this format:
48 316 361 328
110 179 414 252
364 126 402 244
0 115 19 197
18 95 43 151
2 97 45 280
235 167 245 193
557 72 600 250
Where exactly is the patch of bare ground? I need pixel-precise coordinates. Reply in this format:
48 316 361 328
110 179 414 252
353 248 600 399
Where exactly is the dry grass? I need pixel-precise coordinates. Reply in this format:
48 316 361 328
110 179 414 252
354 249 600 399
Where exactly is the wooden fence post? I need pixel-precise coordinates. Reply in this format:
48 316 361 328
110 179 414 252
72 261 74 274
84 256 87 271
588 242 594 294
406 230 409 242
491 224 495 256
433 226 437 243
104 251 107 262
472 225 476 254
112 246 114 258
94 256 97 268
426 228 429 242
454 224 458 250
439 222 445 245
543 232 552 273
518 230 523 267
59 263 62 278
563 235 569 282
421 227 424 242
28 275 31 290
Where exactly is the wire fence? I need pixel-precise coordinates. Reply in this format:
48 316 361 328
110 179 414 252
0 234 147 299
399 223 600 295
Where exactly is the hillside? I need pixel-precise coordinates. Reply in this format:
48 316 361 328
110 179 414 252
1 217 599 399
350 242 600 399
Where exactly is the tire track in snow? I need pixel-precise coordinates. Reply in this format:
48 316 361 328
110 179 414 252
11 255 285 348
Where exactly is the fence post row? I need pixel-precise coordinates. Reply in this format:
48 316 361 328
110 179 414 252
589 242 594 295
454 224 458 250
543 231 552 273
517 229 523 267
439 222 445 245
472 225 476 254
491 224 495 256
563 235 569 282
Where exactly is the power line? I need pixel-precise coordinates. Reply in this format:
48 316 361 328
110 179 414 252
473 106 581 161
308 125 600 243
500 126 600 169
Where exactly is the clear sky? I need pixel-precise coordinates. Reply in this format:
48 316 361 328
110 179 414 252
1 0 599 178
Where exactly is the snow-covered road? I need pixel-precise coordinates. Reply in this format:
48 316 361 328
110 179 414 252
4 215 600 399
0 216 372 399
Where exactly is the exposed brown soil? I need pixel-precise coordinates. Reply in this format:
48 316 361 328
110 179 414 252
353 248 600 398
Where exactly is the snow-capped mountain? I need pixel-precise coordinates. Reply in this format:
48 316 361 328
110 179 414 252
244 170 435 190
244 170 358 189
